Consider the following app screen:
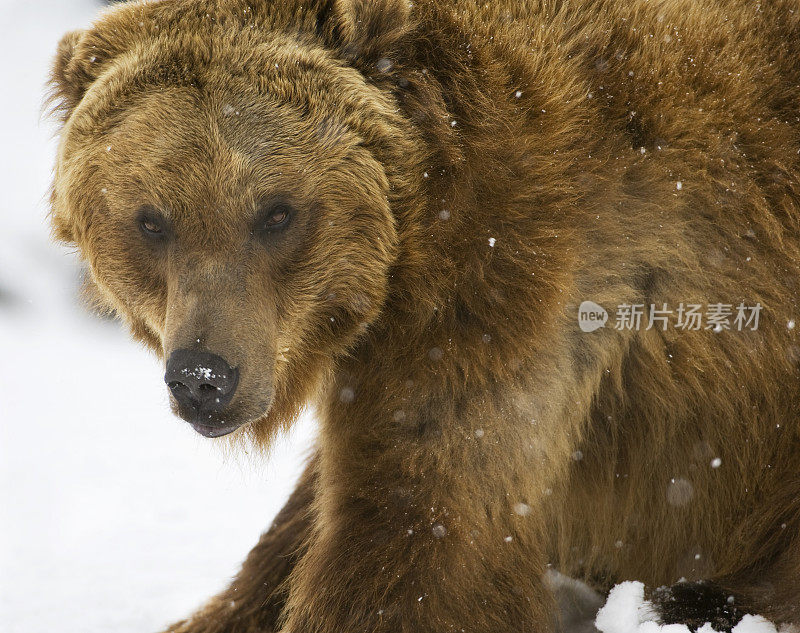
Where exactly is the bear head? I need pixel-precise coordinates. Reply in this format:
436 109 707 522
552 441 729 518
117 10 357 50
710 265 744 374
48 0 419 442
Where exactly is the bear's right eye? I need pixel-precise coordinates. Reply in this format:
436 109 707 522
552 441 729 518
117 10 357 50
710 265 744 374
137 207 169 241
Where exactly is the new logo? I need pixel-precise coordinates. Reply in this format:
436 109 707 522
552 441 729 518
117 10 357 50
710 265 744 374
578 301 608 332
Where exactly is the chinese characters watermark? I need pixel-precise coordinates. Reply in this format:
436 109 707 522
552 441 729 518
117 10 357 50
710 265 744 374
578 301 762 333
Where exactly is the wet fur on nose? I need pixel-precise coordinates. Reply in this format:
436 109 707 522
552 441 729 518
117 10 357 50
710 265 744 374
164 349 239 418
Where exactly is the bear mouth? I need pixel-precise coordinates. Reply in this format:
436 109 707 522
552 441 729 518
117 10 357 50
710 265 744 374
189 421 243 438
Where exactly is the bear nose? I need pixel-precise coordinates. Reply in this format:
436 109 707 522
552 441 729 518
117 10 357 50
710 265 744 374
164 349 239 416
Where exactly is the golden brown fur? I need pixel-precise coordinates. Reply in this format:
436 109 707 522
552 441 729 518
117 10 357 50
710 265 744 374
49 0 800 630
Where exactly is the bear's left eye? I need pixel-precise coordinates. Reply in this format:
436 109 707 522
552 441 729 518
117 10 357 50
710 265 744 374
141 219 162 234
255 201 293 234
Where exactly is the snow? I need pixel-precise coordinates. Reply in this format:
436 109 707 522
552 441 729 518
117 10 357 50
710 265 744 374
595 582 660 633
0 2 786 633
512 502 532 516
180 365 217 380
595 582 786 633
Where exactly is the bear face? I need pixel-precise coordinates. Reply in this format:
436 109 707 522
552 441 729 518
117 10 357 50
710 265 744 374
49 1 413 441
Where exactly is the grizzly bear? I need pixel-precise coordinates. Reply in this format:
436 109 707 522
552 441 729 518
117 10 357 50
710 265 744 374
48 0 800 631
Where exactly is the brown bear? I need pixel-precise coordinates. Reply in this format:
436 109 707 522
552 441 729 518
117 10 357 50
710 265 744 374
48 0 800 631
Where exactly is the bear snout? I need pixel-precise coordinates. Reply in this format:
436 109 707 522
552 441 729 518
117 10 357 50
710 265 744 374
164 348 240 437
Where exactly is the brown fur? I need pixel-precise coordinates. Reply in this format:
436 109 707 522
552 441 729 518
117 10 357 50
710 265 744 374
49 0 800 631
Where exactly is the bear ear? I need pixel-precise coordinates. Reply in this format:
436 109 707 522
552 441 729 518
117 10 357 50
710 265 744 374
48 29 107 120
49 30 90 120
325 0 413 63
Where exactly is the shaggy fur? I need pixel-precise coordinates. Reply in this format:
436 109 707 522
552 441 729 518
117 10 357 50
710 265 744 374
49 0 800 631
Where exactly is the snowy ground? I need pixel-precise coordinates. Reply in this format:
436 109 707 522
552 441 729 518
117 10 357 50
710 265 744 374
594 583 789 633
0 2 788 633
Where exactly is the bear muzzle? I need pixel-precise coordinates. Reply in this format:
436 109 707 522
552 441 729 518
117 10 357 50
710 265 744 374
164 348 241 437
